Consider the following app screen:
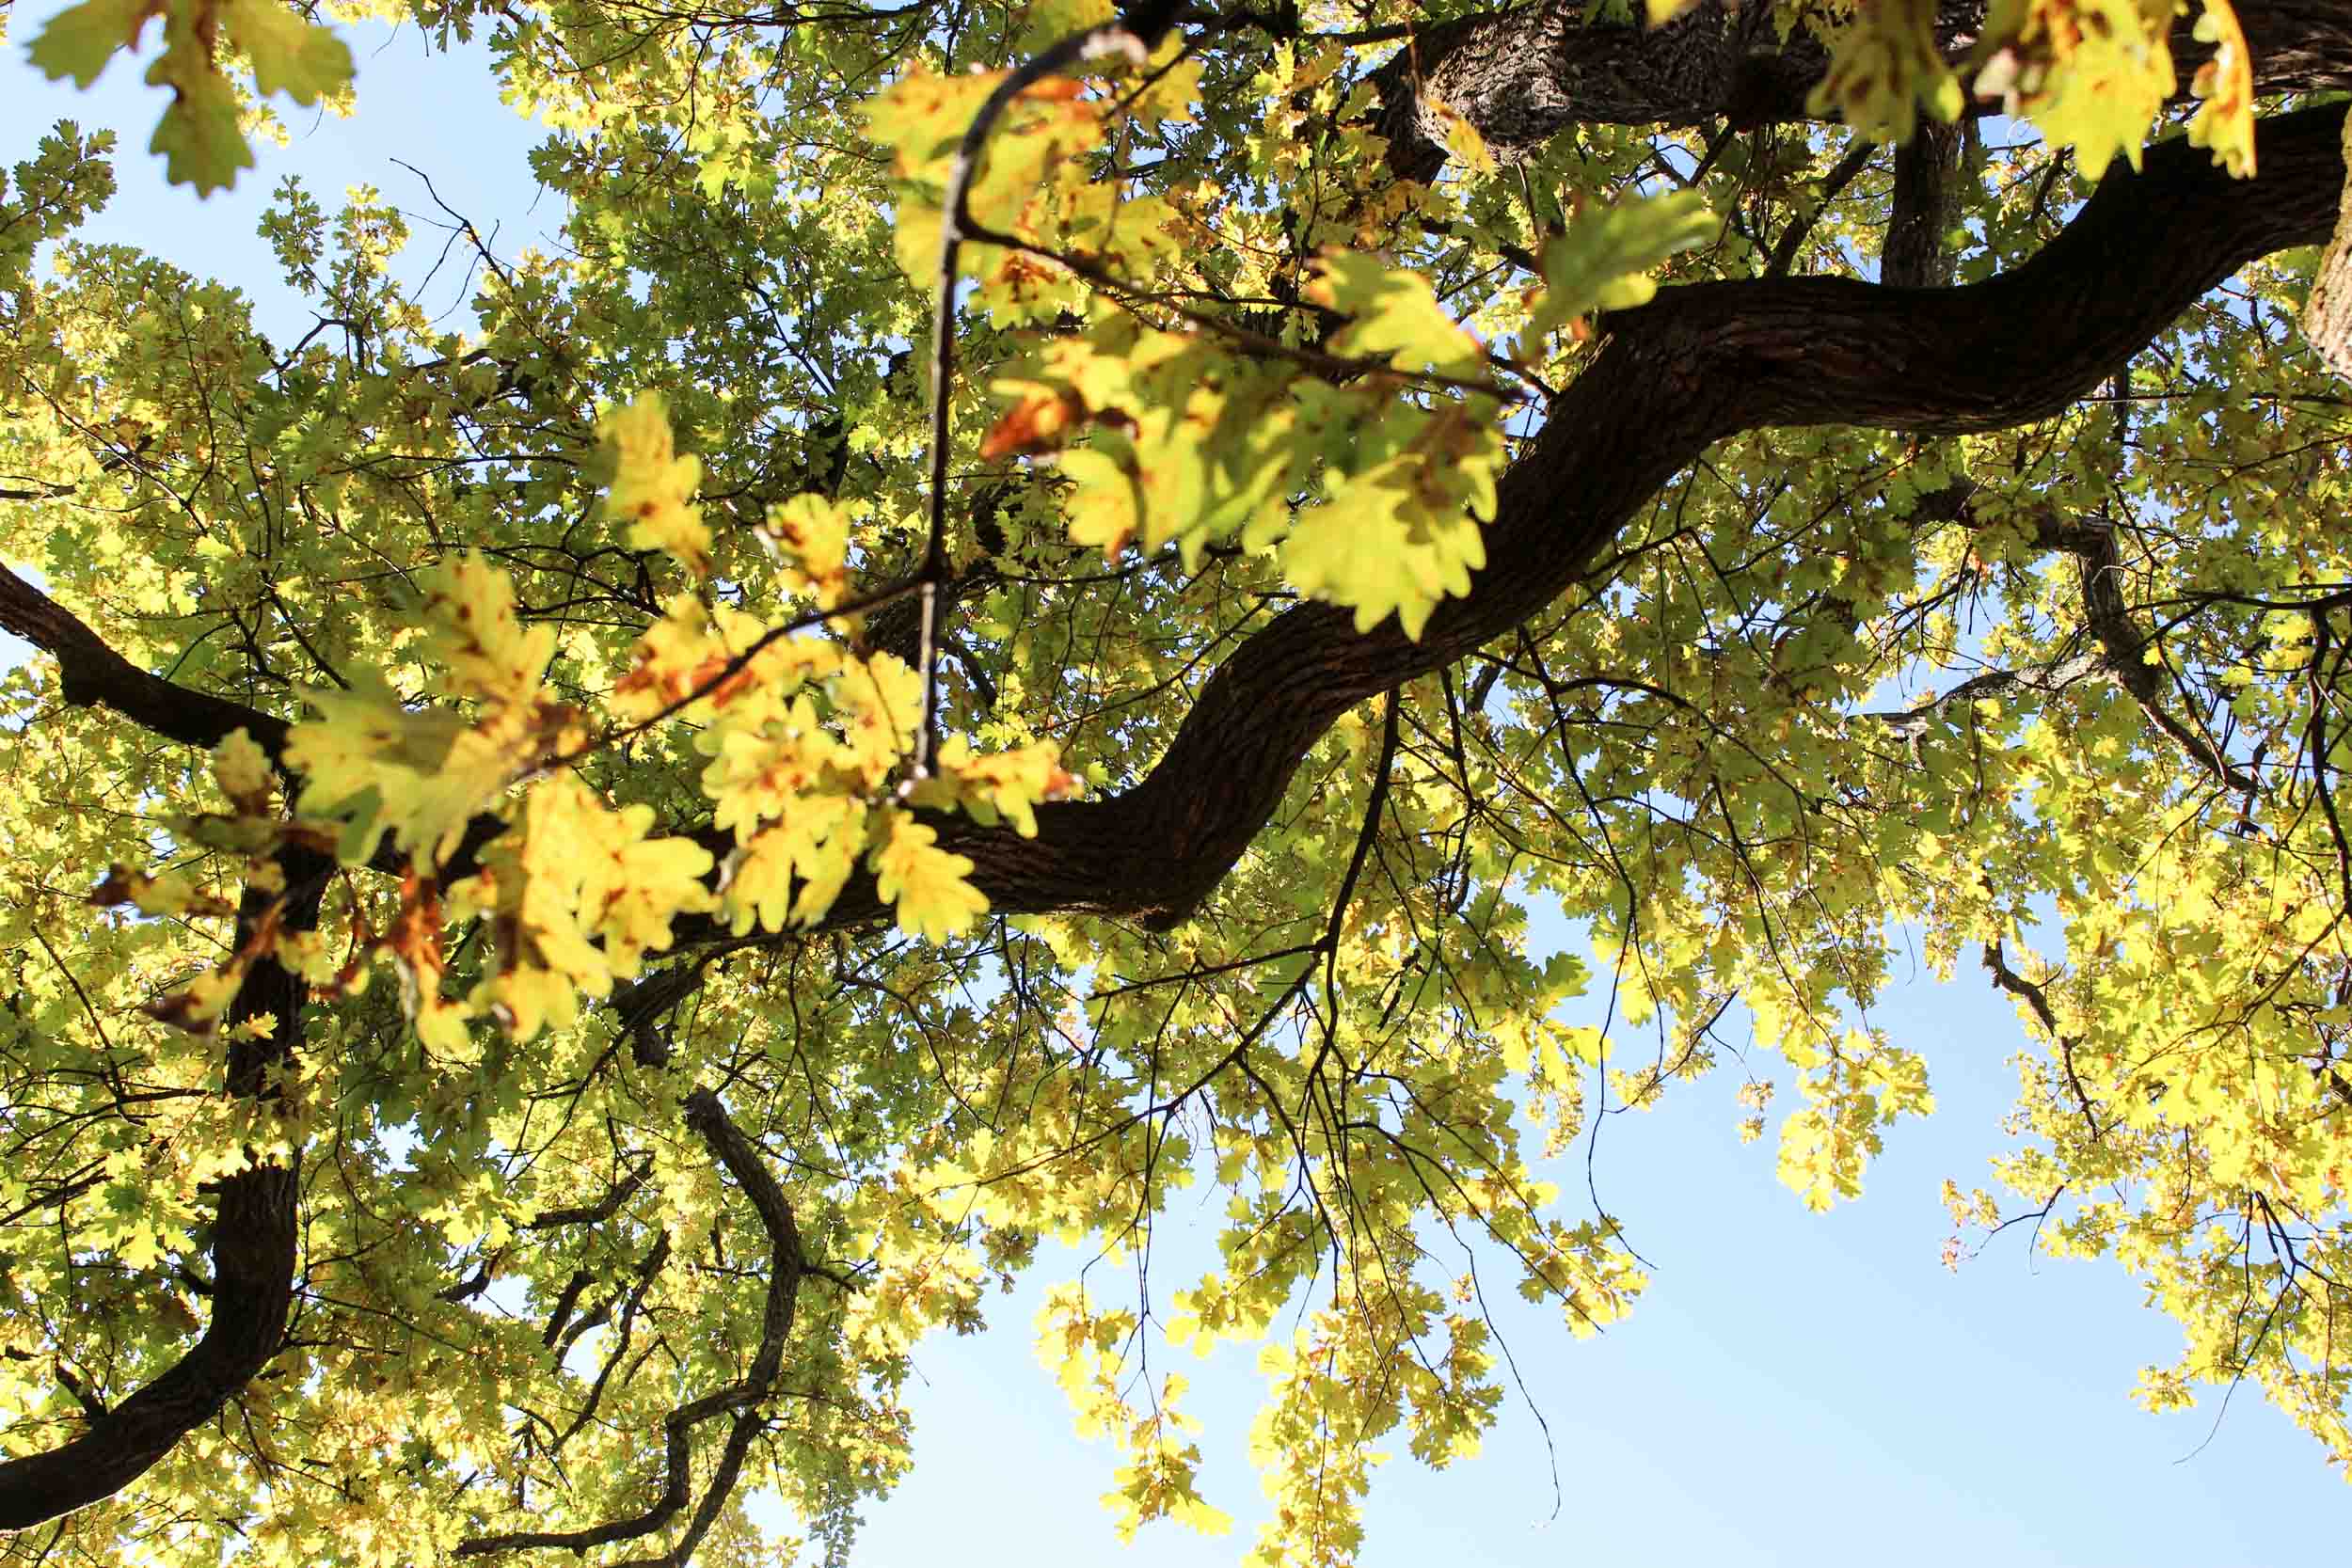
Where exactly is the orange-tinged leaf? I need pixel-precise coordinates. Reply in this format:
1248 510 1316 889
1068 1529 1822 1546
2187 0 2257 177
980 387 1085 459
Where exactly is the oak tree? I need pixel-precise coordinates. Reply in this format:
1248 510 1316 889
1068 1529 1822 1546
4 0 2352 1562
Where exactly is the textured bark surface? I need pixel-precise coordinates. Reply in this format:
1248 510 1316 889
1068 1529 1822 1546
1374 0 1779 182
1370 0 2352 184
1884 119 1965 289
2232 0 2352 96
2305 108 2352 377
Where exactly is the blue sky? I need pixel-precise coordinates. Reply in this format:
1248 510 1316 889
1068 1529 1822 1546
0 10 2343 1563
860 934 2334 1568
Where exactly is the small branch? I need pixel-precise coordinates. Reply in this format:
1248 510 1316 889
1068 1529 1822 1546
959 217 1531 402
1982 938 2060 1037
611 958 723 1069
0 561 291 761
548 574 930 775
521 1159 655 1231
1982 939 2102 1137
1889 488 2258 794
1765 137 1876 279
2064 514 2258 795
1322 693 1401 1019
455 1088 806 1563
1855 651 2107 741
52 1364 106 1423
909 4 1216 794
918 28 1135 789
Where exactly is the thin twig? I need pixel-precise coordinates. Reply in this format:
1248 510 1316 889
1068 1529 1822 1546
914 22 1158 790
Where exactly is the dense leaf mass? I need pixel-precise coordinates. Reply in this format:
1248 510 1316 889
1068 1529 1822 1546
4 0 2352 1561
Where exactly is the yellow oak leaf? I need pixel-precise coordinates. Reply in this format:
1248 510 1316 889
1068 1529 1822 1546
871 808 988 942
602 393 711 576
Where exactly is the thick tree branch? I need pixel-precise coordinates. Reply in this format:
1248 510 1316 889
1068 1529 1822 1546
1370 1 2352 185
18 112 2344 959
0 562 291 759
1373 0 1788 183
0 562 523 880
0 848 326 1530
762 102 2349 938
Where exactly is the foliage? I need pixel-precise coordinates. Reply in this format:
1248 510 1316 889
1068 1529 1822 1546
28 0 354 192
1 1 2351 1564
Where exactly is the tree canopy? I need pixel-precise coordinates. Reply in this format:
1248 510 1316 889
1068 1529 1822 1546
3 0 2352 1560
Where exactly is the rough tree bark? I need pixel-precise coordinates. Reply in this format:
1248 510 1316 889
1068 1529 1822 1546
1370 0 2352 185
1883 119 1965 290
2305 107 2352 376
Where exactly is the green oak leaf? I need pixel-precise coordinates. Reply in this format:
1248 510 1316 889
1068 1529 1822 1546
26 0 156 89
145 25 253 195
223 0 353 105
1519 190 1715 354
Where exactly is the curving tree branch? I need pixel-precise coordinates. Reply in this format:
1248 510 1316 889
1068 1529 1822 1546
774 100 2350 936
454 1087 806 1562
0 562 291 759
0 847 327 1529
10 107 2345 955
